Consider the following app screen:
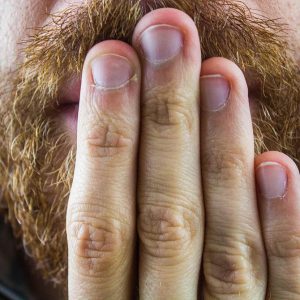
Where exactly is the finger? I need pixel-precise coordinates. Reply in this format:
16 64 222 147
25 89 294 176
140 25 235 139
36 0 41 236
200 58 267 299
256 151 300 299
132 8 204 299
66 41 141 300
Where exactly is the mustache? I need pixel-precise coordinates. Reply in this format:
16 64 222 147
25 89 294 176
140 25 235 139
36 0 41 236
18 0 290 108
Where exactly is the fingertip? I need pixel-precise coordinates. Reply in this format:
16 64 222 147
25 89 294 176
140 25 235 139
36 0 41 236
132 8 201 65
79 40 141 114
255 151 300 203
76 40 142 153
201 57 248 97
255 151 299 177
83 40 141 81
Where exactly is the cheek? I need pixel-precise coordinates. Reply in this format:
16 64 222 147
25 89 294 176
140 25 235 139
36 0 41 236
0 1 52 74
276 0 300 65
242 0 300 65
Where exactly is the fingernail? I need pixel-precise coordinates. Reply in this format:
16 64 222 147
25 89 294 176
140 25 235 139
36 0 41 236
91 54 135 90
200 75 230 112
139 24 183 65
256 162 288 199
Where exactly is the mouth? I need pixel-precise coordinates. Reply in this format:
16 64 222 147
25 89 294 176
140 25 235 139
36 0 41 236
59 75 81 106
57 75 81 133
57 67 260 135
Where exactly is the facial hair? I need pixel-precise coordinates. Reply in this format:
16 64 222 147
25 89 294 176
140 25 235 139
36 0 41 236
0 0 299 288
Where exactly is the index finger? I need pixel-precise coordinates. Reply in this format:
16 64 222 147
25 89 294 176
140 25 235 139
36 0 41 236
66 41 141 299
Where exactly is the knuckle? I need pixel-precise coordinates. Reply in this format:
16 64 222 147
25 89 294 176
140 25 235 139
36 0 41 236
138 202 200 260
204 236 262 296
83 121 134 159
143 86 194 137
67 206 131 276
266 229 300 259
202 148 250 185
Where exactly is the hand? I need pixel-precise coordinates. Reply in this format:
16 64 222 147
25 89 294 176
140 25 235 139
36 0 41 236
66 8 300 299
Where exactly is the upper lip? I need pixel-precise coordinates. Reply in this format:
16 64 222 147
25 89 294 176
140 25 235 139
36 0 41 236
58 75 81 106
58 69 260 107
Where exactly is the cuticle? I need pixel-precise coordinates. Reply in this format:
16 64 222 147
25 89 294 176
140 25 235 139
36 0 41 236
256 162 289 200
201 76 231 112
137 23 183 44
137 23 184 64
91 73 138 91
90 53 136 90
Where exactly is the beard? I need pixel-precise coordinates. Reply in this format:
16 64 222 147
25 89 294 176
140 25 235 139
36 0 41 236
0 0 299 289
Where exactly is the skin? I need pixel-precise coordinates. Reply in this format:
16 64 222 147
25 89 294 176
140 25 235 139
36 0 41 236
1 0 300 299
1 1 300 75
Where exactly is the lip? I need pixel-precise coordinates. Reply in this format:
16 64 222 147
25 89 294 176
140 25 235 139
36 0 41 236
58 71 260 102
56 69 260 135
55 75 81 134
59 75 82 106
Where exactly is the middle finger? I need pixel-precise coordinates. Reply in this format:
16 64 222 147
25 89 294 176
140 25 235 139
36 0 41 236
132 8 203 299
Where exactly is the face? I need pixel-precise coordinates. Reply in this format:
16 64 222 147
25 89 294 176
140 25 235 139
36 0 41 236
0 0 299 286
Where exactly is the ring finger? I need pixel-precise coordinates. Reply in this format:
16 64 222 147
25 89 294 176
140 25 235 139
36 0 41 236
200 58 267 299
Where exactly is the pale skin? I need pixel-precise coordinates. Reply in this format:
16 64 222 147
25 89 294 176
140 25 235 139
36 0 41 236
1 1 300 300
